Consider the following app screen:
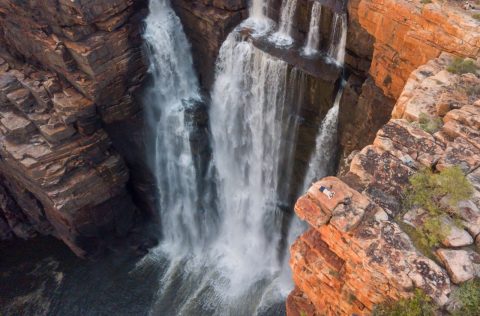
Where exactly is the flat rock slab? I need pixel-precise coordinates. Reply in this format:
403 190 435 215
437 249 480 284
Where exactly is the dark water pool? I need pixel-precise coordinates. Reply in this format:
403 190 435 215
0 237 286 316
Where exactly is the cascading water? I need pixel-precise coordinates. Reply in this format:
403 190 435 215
327 13 348 65
251 0 267 20
302 1 323 56
140 0 348 314
302 85 344 191
269 0 298 46
209 28 304 295
0 0 354 315
143 0 214 253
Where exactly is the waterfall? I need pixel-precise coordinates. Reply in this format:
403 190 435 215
302 2 323 56
137 0 349 313
143 0 214 253
209 29 303 290
327 13 348 65
302 84 344 191
246 0 274 36
269 0 298 46
250 0 267 20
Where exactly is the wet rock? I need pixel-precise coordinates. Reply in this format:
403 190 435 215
171 0 248 89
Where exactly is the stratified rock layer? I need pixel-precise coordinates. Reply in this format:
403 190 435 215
288 54 480 315
357 0 480 99
339 0 480 164
0 0 149 256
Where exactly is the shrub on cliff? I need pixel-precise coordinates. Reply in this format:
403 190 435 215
372 289 437 316
451 278 480 316
447 57 479 75
403 166 473 248
416 113 443 134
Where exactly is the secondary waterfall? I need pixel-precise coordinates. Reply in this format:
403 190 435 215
269 0 298 46
143 0 214 252
302 1 323 56
328 13 348 65
302 85 343 190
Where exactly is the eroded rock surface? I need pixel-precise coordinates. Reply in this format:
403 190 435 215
0 0 151 256
288 54 480 315
357 0 480 99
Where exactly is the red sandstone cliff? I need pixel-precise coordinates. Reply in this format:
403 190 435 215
288 51 480 315
288 0 480 313
0 0 150 256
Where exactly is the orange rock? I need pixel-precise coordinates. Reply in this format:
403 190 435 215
354 0 480 99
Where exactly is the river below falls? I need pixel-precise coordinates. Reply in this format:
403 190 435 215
0 236 286 316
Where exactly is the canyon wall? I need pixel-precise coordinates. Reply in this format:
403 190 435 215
339 0 480 164
171 0 249 89
288 25 480 316
0 0 153 256
288 0 480 314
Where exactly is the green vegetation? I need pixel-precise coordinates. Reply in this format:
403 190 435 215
300 311 307 316
372 289 437 316
420 0 432 4
452 278 480 316
473 14 480 21
447 57 479 75
403 166 473 248
417 113 443 134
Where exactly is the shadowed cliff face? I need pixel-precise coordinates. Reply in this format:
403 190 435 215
0 0 155 256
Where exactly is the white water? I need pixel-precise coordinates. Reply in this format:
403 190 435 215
209 29 303 293
328 13 348 65
269 0 298 46
143 0 213 253
251 0 267 20
140 0 349 313
247 0 275 36
302 84 344 191
302 2 323 56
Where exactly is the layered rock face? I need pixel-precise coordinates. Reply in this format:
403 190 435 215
171 0 347 90
0 0 150 256
339 0 480 162
288 53 480 315
357 0 480 99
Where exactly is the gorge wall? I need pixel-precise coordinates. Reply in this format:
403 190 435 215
340 0 480 164
288 0 480 313
0 0 154 256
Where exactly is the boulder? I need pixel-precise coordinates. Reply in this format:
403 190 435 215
437 249 480 284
